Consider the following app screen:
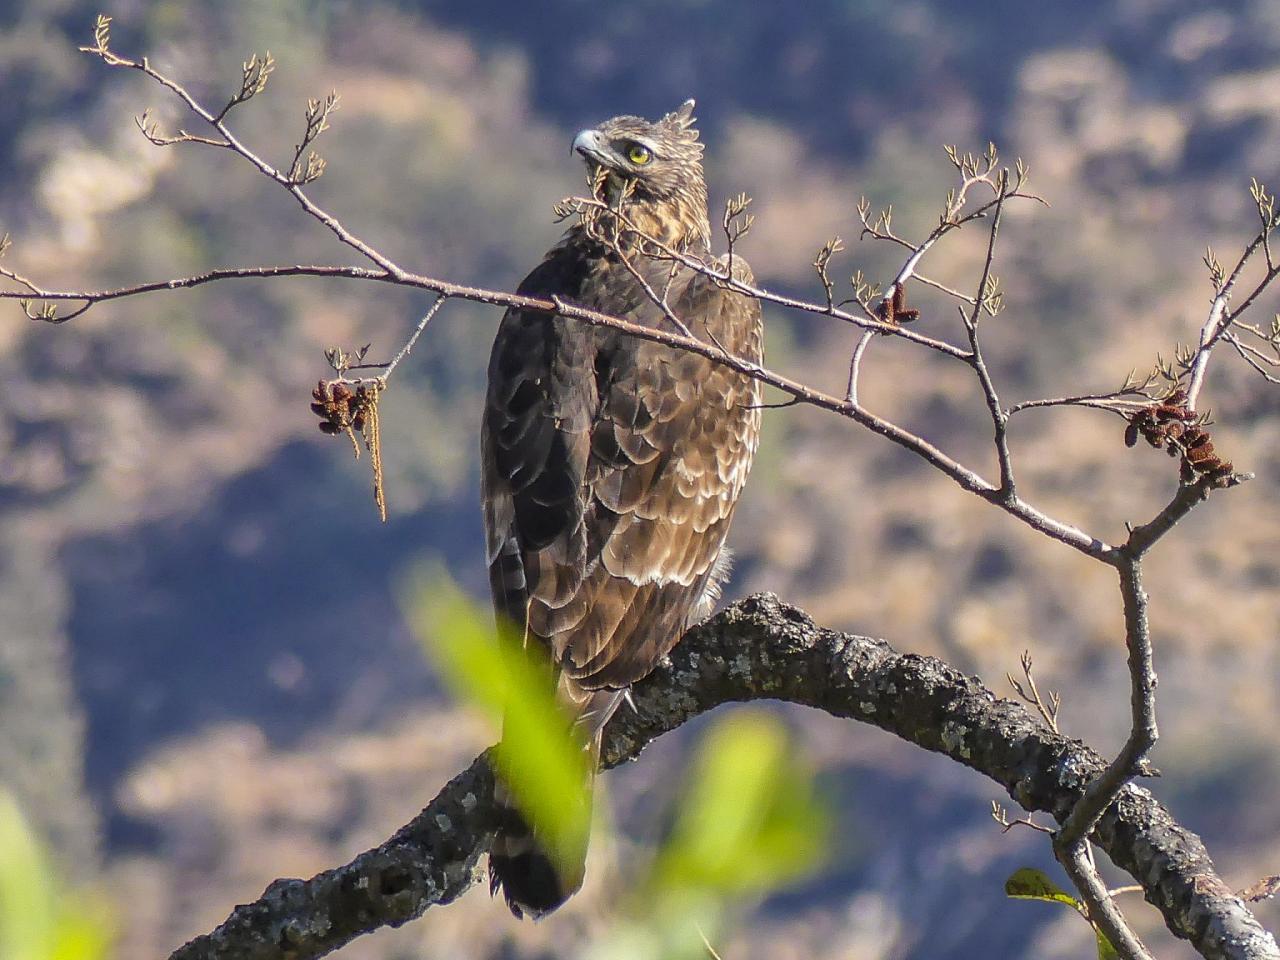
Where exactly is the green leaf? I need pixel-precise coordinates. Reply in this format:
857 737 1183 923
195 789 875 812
649 709 829 897
1004 867 1083 911
403 562 590 873
0 791 53 960
1095 927 1120 960
0 792 112 960
1005 867 1121 960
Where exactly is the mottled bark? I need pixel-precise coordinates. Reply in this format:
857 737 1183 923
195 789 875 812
169 594 1278 960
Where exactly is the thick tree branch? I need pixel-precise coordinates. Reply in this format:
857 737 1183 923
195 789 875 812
169 595 1278 960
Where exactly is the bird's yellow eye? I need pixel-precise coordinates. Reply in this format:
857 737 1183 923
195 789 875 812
627 144 652 165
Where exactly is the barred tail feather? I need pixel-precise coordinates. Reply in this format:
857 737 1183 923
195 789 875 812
489 767 594 919
489 689 621 918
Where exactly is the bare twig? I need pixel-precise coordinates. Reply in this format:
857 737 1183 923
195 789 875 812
814 235 844 311
78 15 408 278
991 800 1054 835
908 270 980 305
1225 331 1280 385
609 235 695 337
1059 841 1157 960
1056 555 1158 852
1008 396 1153 418
287 92 340 185
136 109 230 148
1240 876 1280 904
963 170 1014 497
214 50 275 123
0 264 388 322
565 194 974 360
1185 184 1280 410
1006 650 1061 733
1048 483 1242 935
374 295 448 384
844 330 873 404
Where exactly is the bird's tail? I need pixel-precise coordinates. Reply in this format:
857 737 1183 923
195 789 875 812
489 688 622 919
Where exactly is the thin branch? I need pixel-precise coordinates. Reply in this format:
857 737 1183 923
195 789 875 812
991 800 1055 835
80 25 409 279
844 330 873 404
375 295 447 384
1008 395 1152 418
0 264 389 320
909 270 979 305
4 260 1118 564
1057 556 1158 851
1226 329 1280 366
135 110 230 148
1059 840 1156 960
1125 475 1228 557
963 171 1014 497
567 194 973 361
741 396 800 411
610 238 694 337
1185 220 1280 410
1006 367 1169 421
1225 331 1280 385
1006 650 1061 733
1048 476 1241 923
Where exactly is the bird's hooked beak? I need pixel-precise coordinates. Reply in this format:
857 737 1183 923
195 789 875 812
572 128 611 167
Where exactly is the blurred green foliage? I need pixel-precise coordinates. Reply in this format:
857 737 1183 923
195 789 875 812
648 709 830 897
606 709 831 960
405 564 829 958
405 562 592 874
0 791 112 960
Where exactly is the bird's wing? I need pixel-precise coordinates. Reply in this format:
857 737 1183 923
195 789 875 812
483 251 763 693
482 249 598 647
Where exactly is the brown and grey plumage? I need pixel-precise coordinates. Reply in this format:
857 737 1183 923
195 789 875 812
482 99 764 918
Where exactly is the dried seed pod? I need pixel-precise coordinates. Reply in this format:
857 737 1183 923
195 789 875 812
1128 393 1237 488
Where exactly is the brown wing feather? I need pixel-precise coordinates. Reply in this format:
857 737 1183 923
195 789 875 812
484 243 762 702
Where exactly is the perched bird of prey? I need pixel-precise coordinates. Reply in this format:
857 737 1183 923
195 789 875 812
482 99 764 918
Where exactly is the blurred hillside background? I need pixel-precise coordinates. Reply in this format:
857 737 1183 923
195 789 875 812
1 0 1279 957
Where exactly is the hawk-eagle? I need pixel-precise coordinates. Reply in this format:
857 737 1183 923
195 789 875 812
482 99 764 917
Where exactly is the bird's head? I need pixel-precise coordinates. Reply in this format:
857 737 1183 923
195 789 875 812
571 100 710 247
